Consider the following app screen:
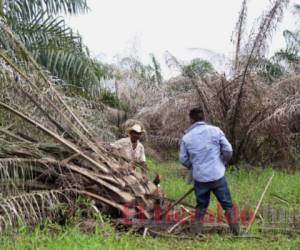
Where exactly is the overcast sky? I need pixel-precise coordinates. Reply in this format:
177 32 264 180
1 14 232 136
66 0 300 71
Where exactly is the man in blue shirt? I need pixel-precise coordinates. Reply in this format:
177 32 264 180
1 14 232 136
179 107 239 235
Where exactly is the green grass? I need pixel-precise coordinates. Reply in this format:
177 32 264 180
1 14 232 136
147 160 300 211
1 224 300 250
1 160 300 250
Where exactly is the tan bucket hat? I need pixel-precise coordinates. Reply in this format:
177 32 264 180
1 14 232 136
126 124 145 134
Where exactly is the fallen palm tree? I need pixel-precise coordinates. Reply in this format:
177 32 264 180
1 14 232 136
0 19 162 232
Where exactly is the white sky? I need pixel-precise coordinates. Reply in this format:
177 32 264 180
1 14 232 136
66 0 300 71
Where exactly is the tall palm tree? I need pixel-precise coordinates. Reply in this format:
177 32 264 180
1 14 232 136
273 4 300 70
0 0 103 90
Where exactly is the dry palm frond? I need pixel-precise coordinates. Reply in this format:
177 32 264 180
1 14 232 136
229 0 290 145
0 19 164 233
232 0 248 72
0 190 73 230
241 0 289 71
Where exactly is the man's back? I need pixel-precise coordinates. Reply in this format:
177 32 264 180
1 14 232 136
180 122 232 182
179 108 239 235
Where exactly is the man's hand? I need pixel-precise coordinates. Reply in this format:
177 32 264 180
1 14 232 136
221 150 233 164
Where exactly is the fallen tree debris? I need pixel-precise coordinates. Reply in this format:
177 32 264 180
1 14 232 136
0 20 163 232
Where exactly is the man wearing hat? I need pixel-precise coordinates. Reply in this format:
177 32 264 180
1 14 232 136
110 123 148 175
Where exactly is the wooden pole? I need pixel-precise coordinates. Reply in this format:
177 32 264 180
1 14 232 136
160 187 194 219
246 172 275 233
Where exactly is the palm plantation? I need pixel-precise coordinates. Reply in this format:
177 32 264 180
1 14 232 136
0 1 299 249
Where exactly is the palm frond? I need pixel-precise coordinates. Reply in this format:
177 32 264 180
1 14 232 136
38 49 101 88
11 12 82 50
0 16 165 234
0 20 100 144
8 12 103 89
228 0 289 143
243 0 289 69
283 30 300 51
232 0 248 72
0 190 73 230
3 0 88 21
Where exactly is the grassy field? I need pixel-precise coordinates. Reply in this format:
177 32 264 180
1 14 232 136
147 160 300 211
1 223 300 250
0 161 300 250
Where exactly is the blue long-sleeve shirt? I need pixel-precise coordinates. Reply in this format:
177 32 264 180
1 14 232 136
179 122 233 182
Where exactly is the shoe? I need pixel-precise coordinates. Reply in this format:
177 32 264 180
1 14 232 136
225 208 240 236
191 207 206 235
229 223 240 236
190 222 203 235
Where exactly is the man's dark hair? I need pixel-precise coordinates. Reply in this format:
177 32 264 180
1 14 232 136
189 107 204 121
